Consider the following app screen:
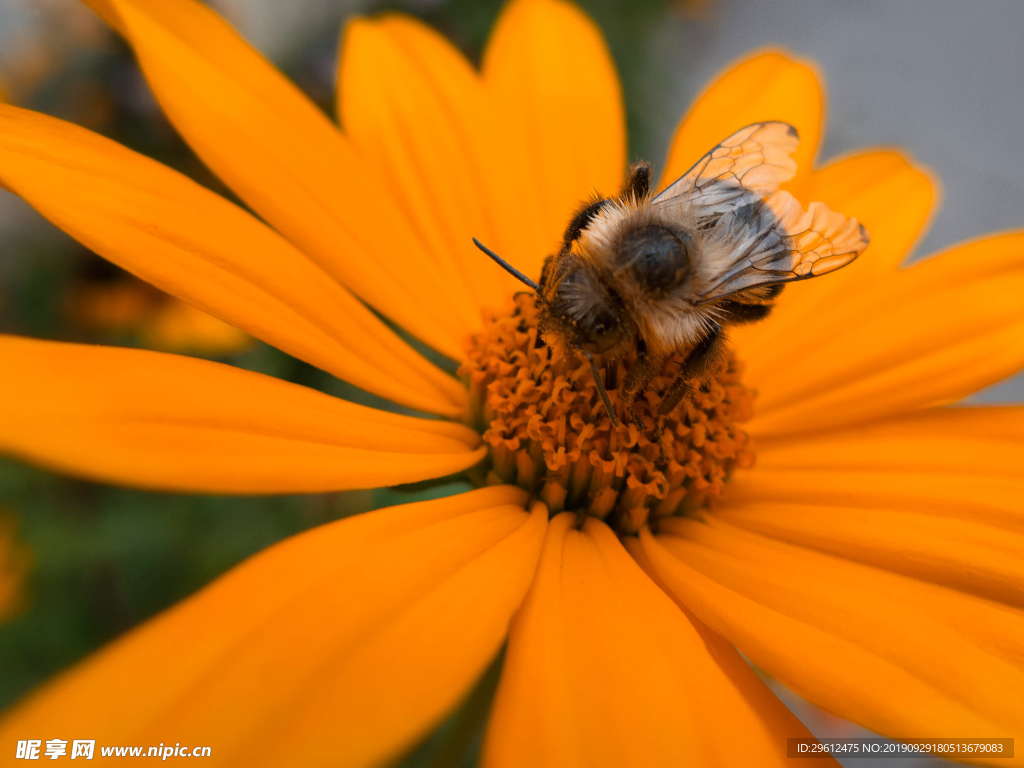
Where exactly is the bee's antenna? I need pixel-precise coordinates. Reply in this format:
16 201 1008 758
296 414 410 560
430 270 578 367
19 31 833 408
474 236 618 427
472 238 541 292
580 349 619 428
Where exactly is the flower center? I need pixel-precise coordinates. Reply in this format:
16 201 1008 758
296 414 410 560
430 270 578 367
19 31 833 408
460 294 756 535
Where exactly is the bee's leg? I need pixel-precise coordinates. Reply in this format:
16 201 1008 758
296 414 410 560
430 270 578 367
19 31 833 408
618 342 651 403
658 324 724 416
621 340 657 426
580 349 619 428
562 197 610 248
621 161 651 202
658 375 690 418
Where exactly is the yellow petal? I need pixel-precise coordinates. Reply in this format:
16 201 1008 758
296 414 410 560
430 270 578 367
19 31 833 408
714 503 1024 610
339 14 546 313
0 336 484 493
748 232 1024 437
483 513 834 768
755 405 1024 478
88 0 468 356
0 487 546 768
640 522 1024 762
483 0 626 266
659 50 822 190
723 406 1024 607
725 466 1024 536
732 150 937 378
0 104 465 415
665 513 1024 671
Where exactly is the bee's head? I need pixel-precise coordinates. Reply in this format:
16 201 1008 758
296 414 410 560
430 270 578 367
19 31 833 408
470 237 631 359
472 236 628 426
540 255 630 357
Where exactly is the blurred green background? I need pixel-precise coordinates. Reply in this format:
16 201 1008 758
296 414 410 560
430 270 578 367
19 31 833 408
1 1 1022 766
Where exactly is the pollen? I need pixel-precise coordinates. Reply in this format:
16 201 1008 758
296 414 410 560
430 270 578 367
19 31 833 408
460 294 756 535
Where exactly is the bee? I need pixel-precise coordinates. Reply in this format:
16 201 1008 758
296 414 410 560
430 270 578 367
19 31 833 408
473 121 869 426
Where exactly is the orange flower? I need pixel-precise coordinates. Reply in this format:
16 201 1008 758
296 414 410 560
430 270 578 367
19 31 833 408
69 278 252 356
0 0 1022 766
67 279 253 356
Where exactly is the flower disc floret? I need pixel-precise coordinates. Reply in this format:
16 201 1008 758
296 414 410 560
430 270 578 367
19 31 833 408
461 293 756 534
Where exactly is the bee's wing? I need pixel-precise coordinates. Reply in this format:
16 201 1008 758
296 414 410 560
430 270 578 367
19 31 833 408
653 121 869 302
653 121 800 213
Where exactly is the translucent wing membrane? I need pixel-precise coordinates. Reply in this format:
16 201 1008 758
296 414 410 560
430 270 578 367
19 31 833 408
653 121 869 302
653 122 799 210
698 191 869 300
767 191 870 277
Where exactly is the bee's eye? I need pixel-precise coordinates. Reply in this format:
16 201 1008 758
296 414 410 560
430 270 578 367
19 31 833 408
617 225 691 292
584 309 622 353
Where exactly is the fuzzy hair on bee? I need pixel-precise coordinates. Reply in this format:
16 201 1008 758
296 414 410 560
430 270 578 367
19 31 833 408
474 121 870 426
